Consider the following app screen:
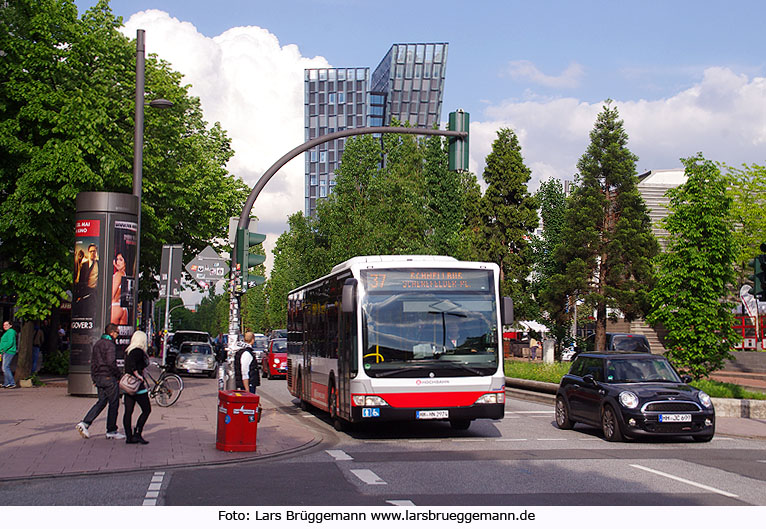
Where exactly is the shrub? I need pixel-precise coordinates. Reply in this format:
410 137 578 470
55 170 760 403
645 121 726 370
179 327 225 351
41 349 69 376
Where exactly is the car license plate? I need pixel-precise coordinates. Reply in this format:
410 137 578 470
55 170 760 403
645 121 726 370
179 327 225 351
188 369 201 374
659 413 692 423
416 410 448 419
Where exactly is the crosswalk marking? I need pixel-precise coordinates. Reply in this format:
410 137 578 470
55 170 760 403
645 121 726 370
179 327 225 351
326 450 353 460
143 471 165 506
351 469 387 485
387 500 416 506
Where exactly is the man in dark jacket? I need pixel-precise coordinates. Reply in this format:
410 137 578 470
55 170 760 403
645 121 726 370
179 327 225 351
234 331 260 393
75 323 126 440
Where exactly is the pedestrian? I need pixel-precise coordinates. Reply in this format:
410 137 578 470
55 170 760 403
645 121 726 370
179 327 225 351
32 323 45 374
234 331 260 393
123 330 152 445
1 321 18 388
529 337 539 361
75 323 126 440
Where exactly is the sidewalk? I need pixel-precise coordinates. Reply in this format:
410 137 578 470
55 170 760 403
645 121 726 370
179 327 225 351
0 375 320 481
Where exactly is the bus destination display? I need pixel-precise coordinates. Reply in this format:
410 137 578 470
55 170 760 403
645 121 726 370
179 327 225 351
361 269 490 292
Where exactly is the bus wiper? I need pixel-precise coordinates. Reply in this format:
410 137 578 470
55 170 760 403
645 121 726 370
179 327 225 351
373 365 431 378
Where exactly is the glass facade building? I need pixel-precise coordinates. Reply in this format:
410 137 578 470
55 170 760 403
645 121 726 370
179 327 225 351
304 43 448 217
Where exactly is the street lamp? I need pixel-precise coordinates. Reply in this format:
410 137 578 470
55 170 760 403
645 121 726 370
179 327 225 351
133 29 172 331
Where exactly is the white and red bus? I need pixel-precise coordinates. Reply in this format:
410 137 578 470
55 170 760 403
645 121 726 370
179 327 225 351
287 255 513 430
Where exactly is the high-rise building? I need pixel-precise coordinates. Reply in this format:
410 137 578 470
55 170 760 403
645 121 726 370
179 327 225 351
304 43 448 217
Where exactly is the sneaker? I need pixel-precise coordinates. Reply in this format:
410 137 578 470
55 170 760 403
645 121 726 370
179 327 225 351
4 384 16 388
106 431 126 440
76 422 90 439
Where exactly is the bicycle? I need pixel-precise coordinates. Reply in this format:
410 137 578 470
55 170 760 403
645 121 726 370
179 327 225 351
145 361 184 407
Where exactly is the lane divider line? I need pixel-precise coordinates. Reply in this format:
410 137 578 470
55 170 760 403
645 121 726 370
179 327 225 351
630 464 738 498
351 469 387 485
326 450 353 460
143 471 166 506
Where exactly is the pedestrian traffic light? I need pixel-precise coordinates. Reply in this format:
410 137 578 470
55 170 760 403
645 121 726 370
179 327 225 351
234 227 266 293
749 243 766 301
448 109 469 172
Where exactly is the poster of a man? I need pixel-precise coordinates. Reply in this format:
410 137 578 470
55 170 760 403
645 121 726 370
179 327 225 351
73 242 99 315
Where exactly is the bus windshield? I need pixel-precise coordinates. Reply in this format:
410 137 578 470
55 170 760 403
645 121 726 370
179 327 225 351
360 269 499 378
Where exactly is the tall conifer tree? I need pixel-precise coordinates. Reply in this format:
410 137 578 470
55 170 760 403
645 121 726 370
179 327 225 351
551 101 658 350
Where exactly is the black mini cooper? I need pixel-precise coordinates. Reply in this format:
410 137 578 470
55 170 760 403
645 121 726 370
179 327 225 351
555 352 715 442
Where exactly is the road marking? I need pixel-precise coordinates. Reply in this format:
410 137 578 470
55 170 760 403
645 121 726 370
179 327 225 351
387 500 416 506
536 438 567 441
143 471 165 506
326 450 353 460
758 460 766 463
351 469 387 485
495 438 528 442
514 411 554 414
630 464 738 498
408 439 443 443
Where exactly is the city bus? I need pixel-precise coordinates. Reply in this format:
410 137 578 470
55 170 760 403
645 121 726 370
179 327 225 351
286 255 513 431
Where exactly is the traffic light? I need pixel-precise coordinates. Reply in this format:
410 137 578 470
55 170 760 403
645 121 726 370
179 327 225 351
749 243 766 301
234 227 266 293
448 109 469 172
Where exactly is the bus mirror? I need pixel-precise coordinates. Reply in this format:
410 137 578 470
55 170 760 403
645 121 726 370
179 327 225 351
501 297 514 325
342 279 357 313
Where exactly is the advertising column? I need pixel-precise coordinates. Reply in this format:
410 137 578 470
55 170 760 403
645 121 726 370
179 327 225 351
69 192 139 395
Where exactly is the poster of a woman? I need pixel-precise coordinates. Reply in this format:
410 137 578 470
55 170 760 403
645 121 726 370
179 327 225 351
111 252 129 325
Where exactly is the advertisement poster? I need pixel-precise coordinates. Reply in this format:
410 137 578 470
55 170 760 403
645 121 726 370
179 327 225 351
112 220 137 354
71 219 102 366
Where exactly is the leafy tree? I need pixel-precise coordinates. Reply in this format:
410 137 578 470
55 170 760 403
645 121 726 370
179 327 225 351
722 162 766 285
475 128 539 319
532 177 569 340
648 155 739 378
0 0 247 380
550 101 658 350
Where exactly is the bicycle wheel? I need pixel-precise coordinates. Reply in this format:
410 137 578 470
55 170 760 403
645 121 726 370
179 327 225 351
154 374 183 407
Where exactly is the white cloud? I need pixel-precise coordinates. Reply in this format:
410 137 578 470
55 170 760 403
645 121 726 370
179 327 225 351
121 11 330 273
504 60 585 89
472 67 766 191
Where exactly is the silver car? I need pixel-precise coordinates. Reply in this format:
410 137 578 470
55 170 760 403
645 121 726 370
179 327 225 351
175 341 218 378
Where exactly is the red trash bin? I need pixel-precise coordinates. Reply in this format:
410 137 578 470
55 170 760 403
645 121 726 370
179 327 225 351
216 390 260 452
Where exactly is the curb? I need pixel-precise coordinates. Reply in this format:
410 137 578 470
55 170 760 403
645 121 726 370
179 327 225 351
505 377 766 419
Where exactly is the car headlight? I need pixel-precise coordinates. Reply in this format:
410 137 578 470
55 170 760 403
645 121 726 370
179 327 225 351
351 395 390 407
207 357 215 367
698 391 712 408
619 391 639 409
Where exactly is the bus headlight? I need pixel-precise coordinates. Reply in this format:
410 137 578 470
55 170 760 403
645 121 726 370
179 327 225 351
475 392 505 405
352 395 389 407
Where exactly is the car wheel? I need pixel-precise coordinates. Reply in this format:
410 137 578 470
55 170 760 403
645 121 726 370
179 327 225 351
208 363 217 378
601 405 625 442
555 396 574 429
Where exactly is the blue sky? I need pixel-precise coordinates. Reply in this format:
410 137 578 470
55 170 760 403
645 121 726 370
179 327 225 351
73 0 766 290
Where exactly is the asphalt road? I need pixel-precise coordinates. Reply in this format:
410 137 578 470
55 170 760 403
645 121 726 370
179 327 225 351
3 375 766 508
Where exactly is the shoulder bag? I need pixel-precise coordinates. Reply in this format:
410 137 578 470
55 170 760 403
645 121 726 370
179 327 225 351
119 373 141 395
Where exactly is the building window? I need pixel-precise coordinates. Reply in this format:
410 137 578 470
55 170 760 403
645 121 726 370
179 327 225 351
320 185 327 198
329 93 335 105
338 92 345 104
310 151 317 163
319 151 326 163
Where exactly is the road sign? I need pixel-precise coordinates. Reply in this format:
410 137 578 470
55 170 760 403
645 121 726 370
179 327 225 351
186 246 229 288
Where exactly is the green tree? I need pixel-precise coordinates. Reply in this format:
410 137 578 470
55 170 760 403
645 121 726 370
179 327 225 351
648 155 739 379
532 177 569 341
0 1 247 378
551 101 658 350
423 134 464 256
475 128 539 319
723 162 766 285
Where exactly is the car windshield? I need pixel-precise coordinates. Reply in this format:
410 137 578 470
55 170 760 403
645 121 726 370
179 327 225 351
180 343 212 355
605 357 681 383
360 268 499 378
271 340 287 353
173 332 209 346
254 339 269 350
612 335 650 352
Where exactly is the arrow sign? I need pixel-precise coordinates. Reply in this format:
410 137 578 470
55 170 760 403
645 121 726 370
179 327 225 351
185 246 229 289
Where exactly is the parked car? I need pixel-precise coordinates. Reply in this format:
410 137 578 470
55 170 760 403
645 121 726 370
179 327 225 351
582 332 651 353
174 341 218 378
555 351 715 442
253 336 269 363
262 338 287 379
165 330 212 370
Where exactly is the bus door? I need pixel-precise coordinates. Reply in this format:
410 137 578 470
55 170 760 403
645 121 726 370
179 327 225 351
337 278 357 420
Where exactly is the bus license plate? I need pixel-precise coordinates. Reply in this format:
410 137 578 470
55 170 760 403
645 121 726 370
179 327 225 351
416 410 448 420
659 414 692 423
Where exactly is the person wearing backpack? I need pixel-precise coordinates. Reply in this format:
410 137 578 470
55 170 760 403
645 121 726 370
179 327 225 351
234 331 260 393
1 321 18 388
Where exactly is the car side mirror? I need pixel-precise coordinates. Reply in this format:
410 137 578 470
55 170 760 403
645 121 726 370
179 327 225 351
681 375 692 383
583 374 597 386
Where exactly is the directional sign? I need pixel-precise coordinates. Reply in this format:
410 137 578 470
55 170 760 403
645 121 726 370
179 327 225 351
159 245 183 298
185 246 229 289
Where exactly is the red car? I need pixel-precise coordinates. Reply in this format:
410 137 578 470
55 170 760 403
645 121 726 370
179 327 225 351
262 338 287 379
